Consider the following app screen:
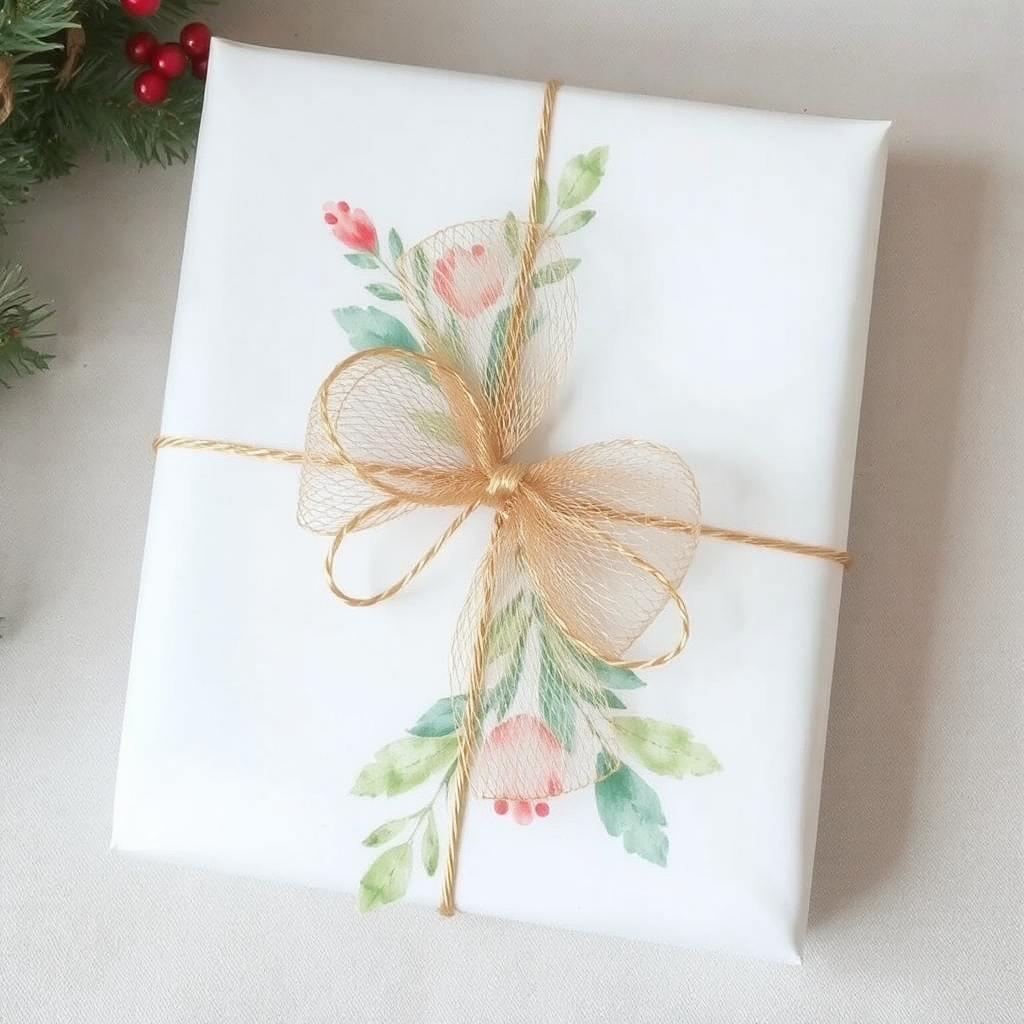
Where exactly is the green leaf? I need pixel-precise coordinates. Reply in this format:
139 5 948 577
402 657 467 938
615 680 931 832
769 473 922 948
534 179 550 223
409 409 460 445
503 212 519 256
412 246 430 293
421 809 439 876
611 717 722 778
484 307 511 403
485 632 526 722
577 687 626 711
540 618 594 683
352 734 459 796
552 209 596 235
388 228 404 261
437 311 471 371
486 592 530 662
362 816 413 847
345 252 379 269
538 633 577 753
366 283 404 301
408 695 467 738
593 661 645 689
556 146 609 209
332 306 420 352
358 843 413 911
594 754 669 867
531 259 580 287
484 307 545 401
350 761 390 797
622 821 669 866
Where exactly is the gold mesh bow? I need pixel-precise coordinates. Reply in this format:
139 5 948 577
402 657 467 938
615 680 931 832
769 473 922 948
298 203 701 910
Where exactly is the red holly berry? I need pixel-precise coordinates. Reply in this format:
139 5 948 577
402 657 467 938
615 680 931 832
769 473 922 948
535 801 550 818
133 69 168 104
150 41 188 79
191 55 209 81
121 0 161 16
125 31 158 66
493 799 509 816
179 22 211 58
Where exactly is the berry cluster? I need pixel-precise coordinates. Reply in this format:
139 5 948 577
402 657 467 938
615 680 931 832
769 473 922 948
121 0 211 105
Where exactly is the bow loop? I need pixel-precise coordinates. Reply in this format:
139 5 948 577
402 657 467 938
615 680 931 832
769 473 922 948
297 348 497 536
395 220 577 457
518 441 701 666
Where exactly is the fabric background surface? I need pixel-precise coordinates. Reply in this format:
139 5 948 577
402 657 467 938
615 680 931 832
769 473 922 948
1 1 1021 1021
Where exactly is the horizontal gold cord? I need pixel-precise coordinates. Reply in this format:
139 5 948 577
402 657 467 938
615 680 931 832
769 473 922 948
152 433 851 567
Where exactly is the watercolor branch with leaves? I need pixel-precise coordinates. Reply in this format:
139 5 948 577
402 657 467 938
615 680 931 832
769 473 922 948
322 146 722 911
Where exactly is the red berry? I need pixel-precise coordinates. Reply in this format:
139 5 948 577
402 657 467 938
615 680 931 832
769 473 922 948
512 800 533 825
191 55 209 81
133 69 167 104
125 31 158 65
179 22 211 58
150 42 188 79
535 801 550 818
493 799 508 816
121 0 161 16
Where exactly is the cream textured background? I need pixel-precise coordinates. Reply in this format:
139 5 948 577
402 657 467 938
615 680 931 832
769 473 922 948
1 1 1021 1021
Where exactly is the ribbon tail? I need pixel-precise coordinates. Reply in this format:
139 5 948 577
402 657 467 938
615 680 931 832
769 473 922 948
439 512 509 916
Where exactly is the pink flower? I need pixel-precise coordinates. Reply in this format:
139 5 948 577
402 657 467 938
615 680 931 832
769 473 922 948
322 201 377 252
431 244 504 318
478 714 563 825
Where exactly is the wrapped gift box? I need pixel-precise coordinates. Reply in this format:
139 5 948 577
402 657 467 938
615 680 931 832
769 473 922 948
112 39 889 963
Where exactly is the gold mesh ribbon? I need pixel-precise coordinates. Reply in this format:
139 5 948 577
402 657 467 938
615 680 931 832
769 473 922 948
154 79 851 916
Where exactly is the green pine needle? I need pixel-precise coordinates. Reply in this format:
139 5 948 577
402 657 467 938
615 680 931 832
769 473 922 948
0 0 217 386
0 264 55 387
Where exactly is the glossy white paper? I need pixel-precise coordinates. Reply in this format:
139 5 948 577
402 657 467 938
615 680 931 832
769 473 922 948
112 39 888 962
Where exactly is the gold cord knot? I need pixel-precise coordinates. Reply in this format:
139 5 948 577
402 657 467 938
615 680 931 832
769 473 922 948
483 463 525 506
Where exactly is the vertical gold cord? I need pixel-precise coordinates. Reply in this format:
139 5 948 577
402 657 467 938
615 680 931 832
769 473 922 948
438 79 561 916
439 514 506 915
493 79 560 452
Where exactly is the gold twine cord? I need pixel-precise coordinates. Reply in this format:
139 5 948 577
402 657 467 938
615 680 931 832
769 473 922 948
438 79 559 914
149 75 854 917
151 432 854 570
493 80 560 444
439 513 506 915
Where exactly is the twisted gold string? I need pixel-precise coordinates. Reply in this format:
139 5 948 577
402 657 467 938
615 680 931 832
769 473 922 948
153 436 306 463
434 80 561 914
324 499 482 606
152 434 852 568
493 80 561 449
439 512 506 915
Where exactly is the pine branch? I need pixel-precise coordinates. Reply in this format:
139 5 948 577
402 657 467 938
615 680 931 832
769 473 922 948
0 0 216 388
0 263 55 387
1 0 215 220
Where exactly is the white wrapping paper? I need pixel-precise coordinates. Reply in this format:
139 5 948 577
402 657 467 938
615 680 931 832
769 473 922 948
112 39 889 962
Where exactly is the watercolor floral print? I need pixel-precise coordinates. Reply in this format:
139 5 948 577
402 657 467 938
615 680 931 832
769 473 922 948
321 147 722 911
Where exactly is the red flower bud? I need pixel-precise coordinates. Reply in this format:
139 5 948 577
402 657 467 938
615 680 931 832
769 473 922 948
431 243 505 318
322 201 378 253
